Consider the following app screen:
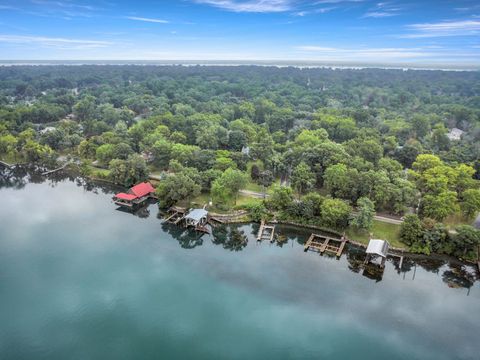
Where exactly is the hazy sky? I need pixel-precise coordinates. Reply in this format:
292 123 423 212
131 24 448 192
0 0 479 65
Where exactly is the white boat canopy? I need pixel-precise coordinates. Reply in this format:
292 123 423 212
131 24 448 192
366 239 390 258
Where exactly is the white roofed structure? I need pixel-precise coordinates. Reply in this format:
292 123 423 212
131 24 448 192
366 239 390 258
184 208 208 226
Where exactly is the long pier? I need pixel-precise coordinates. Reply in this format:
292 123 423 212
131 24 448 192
42 162 70 176
304 233 347 257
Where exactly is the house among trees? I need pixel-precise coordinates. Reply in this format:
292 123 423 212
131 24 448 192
113 181 156 208
364 239 390 268
446 128 464 141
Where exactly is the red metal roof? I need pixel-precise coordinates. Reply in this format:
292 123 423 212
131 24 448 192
114 193 137 201
130 182 155 198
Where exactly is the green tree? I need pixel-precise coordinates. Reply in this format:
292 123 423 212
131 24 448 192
453 225 480 260
460 189 480 218
320 198 352 230
353 197 375 230
421 191 459 221
399 214 424 246
0 134 17 155
211 168 248 205
22 140 53 163
73 95 96 121
156 172 201 208
95 144 116 166
267 185 294 211
108 154 148 186
291 161 316 195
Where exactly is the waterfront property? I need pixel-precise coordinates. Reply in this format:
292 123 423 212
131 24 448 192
112 181 156 208
304 233 347 257
364 239 390 268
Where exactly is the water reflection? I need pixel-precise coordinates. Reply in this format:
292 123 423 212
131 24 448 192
211 225 248 251
1 166 478 291
160 221 205 249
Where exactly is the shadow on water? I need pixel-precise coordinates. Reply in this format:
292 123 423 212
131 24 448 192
2 165 479 291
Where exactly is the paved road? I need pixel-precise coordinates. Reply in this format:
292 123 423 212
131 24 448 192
239 189 269 198
373 215 403 225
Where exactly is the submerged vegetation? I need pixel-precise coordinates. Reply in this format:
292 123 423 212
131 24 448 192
0 65 479 259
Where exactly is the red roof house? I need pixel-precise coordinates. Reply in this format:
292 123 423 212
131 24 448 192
130 182 155 198
113 181 156 208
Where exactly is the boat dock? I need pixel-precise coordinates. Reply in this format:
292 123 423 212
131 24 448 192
164 207 186 224
257 220 276 242
304 233 347 257
42 162 69 176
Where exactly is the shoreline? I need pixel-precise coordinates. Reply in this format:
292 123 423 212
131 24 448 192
3 163 478 266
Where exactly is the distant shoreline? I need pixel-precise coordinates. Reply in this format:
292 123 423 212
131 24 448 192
0 60 478 71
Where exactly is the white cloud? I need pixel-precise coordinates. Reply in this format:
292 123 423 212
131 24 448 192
313 0 364 3
363 11 397 18
362 1 401 18
401 20 480 38
125 16 170 23
0 35 113 49
293 7 336 16
193 0 293 13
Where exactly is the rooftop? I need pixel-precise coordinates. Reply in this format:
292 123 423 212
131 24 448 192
366 239 390 258
185 208 208 222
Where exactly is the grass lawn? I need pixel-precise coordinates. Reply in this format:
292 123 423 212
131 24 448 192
188 193 262 214
346 220 405 249
243 180 264 192
86 165 110 179
443 212 473 228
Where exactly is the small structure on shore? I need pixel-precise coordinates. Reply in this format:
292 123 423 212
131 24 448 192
184 208 209 233
165 207 210 233
257 220 276 242
304 233 347 257
113 181 156 208
364 239 390 268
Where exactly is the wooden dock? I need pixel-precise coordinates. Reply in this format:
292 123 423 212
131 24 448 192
304 233 347 257
257 220 276 242
41 162 70 176
164 207 185 224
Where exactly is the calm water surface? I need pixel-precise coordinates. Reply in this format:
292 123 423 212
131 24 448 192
0 169 479 359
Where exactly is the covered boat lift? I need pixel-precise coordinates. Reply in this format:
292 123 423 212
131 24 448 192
364 239 390 268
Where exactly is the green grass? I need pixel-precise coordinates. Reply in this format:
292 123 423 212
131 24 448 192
443 212 473 228
243 180 264 192
188 193 262 214
86 165 110 179
346 220 404 249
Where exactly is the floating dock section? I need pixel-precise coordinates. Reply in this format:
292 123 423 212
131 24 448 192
257 220 276 242
304 233 347 257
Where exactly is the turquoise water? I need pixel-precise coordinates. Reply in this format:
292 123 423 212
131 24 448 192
0 170 479 359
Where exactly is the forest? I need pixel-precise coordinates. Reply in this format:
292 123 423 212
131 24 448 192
0 65 479 260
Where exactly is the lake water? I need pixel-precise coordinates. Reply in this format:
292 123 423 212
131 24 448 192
0 168 479 359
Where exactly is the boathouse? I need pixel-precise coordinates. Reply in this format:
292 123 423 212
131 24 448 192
184 208 209 233
113 181 156 208
365 239 390 268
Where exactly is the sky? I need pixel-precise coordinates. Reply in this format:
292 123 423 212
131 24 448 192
0 0 479 67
